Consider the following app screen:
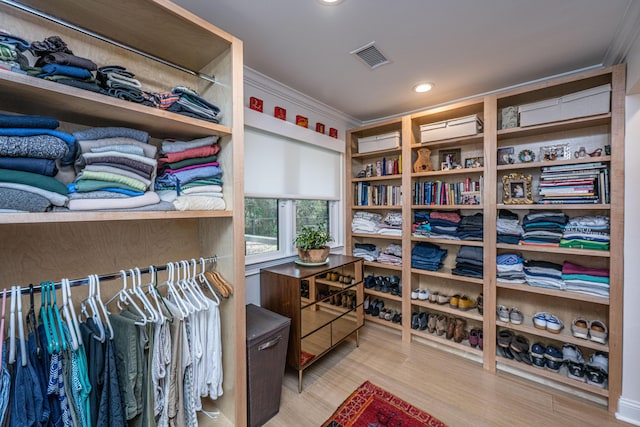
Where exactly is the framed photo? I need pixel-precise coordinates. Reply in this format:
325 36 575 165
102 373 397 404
440 162 449 171
464 156 484 168
540 143 570 162
439 148 461 170
502 173 533 204
497 147 515 165
518 149 535 163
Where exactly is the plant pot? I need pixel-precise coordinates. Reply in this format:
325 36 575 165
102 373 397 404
297 246 330 264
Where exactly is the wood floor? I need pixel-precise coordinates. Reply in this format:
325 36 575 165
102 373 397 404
265 324 631 427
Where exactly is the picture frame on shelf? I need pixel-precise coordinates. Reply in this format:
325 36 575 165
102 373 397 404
502 173 533 204
441 162 450 171
439 148 461 170
540 143 570 162
497 147 515 165
518 149 535 163
464 157 484 168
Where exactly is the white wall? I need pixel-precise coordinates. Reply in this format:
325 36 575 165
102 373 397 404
618 32 640 425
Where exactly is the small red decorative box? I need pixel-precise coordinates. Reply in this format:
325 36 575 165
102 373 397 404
249 96 263 112
315 122 325 134
274 106 286 120
296 115 309 128
329 127 338 139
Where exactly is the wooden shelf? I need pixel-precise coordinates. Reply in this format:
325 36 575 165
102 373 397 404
352 233 402 241
0 70 232 140
364 261 403 271
497 114 611 141
497 203 610 210
410 328 483 357
411 299 483 322
410 133 484 150
496 316 609 352
497 156 611 172
412 167 484 178
496 243 610 258
352 205 403 210
352 147 402 159
412 204 483 210
496 281 609 305
497 357 609 397
315 279 358 289
412 236 484 247
352 174 402 182
365 314 403 330
0 209 233 225
364 289 402 302
411 268 484 285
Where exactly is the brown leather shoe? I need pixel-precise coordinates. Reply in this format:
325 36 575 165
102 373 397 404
427 313 437 333
458 295 476 311
454 318 467 343
446 316 456 339
436 315 448 336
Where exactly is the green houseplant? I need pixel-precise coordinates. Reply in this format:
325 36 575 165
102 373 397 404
294 225 333 263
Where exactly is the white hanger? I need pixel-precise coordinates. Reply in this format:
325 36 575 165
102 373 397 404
198 257 220 303
9 286 16 364
130 268 158 323
115 270 147 326
161 262 188 318
86 275 106 342
0 289 6 367
93 275 114 340
146 266 167 323
174 261 197 314
190 259 213 307
63 279 83 347
61 279 79 351
16 286 27 366
180 260 204 311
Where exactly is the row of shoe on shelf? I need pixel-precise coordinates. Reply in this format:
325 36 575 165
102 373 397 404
410 311 482 348
364 296 402 323
412 289 484 314
364 274 402 296
497 329 609 388
497 306 608 344
323 271 356 285
317 289 357 309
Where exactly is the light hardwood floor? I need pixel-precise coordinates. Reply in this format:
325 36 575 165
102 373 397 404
266 324 632 427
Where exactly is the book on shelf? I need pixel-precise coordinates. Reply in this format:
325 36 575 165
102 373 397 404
354 181 402 206
537 163 608 204
413 176 483 205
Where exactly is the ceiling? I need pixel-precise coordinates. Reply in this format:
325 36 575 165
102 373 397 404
175 0 639 123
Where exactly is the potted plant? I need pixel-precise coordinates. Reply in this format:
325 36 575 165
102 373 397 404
294 225 333 264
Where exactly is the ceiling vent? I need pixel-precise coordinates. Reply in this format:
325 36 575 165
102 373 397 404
350 42 389 69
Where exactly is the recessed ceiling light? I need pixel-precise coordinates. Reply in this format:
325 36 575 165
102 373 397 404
318 0 344 5
413 82 434 93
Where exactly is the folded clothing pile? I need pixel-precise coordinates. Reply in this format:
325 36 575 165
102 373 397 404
155 135 224 211
0 30 30 73
377 243 402 265
32 36 101 93
560 216 610 251
452 245 483 278
411 242 447 271
457 213 483 241
521 211 568 246
411 211 431 237
378 212 402 236
562 261 610 297
163 87 222 124
351 211 382 234
0 113 73 212
428 211 461 239
523 260 565 290
69 127 162 211
497 209 523 244
496 253 525 284
352 243 380 262
97 65 145 102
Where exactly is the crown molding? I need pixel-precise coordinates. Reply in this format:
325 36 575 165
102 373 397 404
244 66 361 127
603 0 640 66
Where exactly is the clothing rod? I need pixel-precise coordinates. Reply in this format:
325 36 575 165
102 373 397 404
1 0 217 84
16 255 218 295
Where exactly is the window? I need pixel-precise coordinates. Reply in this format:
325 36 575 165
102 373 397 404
245 198 339 263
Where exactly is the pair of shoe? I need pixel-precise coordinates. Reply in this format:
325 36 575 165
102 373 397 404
379 307 399 321
433 315 467 343
411 288 430 300
450 295 476 311
497 306 523 324
469 329 483 349
411 312 429 330
533 312 564 334
497 330 532 364
530 342 563 372
477 293 484 315
571 317 608 344
367 299 384 316
429 292 450 305
585 352 609 388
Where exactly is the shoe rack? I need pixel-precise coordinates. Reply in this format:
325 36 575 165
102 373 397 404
345 64 624 412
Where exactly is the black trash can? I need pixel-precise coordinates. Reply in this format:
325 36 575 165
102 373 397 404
246 303 291 427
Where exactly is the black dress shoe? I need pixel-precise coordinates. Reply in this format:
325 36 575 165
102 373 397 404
411 312 419 329
418 312 429 330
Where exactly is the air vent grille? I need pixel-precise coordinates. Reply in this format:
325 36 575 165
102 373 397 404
350 42 389 69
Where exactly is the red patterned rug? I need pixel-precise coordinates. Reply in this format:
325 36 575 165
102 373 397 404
322 381 447 427
301 350 316 366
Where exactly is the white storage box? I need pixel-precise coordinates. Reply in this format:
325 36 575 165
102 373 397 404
420 114 482 143
518 84 611 127
357 131 401 153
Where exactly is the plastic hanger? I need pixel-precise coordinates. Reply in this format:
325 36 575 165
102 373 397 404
198 257 220 302
63 278 83 347
39 281 55 354
93 275 114 340
50 281 67 351
176 261 199 313
8 286 16 364
148 266 173 324
0 289 6 367
180 260 204 311
105 270 147 326
60 279 79 351
160 262 188 318
27 284 42 358
146 266 167 324
16 286 27 366
130 268 157 323
81 275 105 342
189 259 212 306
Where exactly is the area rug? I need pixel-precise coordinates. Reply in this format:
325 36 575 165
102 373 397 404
300 350 316 366
322 381 447 427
